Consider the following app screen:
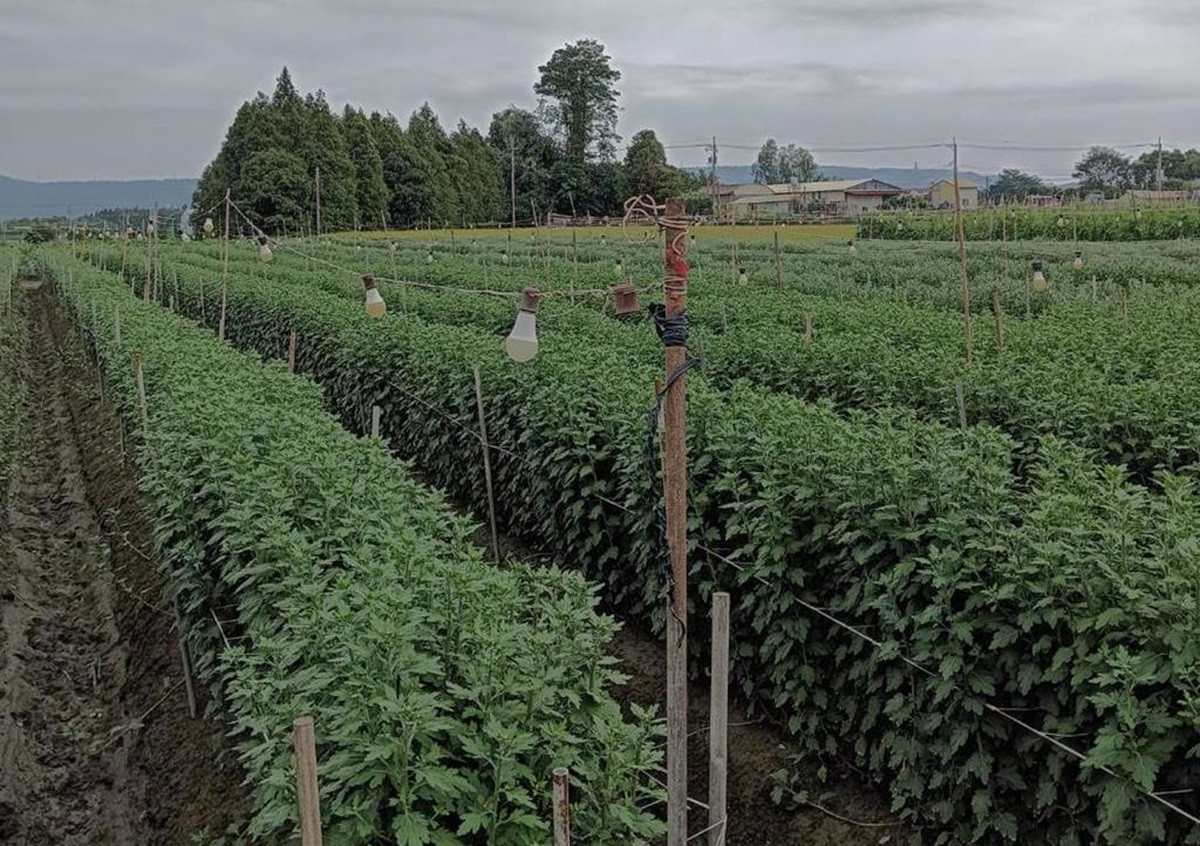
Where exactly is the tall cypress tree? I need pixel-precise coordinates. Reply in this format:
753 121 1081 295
342 106 389 229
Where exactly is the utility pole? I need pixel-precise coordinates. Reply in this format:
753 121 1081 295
661 197 690 846
706 136 719 217
510 136 517 229
952 138 973 363
315 166 322 236
1157 137 1164 195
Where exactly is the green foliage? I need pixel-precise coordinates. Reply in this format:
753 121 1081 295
74 236 1200 845
49 254 664 845
753 139 818 185
988 168 1053 202
534 39 622 166
23 222 57 244
624 130 681 201
860 205 1200 241
342 106 389 229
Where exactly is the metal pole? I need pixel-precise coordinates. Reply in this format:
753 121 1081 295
952 139 973 363
708 592 730 846
662 197 690 846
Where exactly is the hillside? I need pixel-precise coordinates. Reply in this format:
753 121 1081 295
0 175 197 221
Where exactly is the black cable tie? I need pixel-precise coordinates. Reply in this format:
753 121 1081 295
650 303 689 348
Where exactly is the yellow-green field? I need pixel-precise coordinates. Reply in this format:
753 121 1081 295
344 222 857 243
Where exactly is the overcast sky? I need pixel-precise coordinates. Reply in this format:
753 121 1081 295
1 0 1197 182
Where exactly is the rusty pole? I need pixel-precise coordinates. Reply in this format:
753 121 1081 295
662 197 690 846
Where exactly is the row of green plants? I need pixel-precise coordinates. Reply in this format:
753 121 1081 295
123 241 1200 483
76 244 1200 844
860 205 1200 242
47 255 664 845
0 247 27 500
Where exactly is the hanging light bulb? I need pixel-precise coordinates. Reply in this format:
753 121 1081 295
181 232 191 242
258 235 273 263
501 248 510 264
689 233 696 244
1073 250 1083 271
203 217 214 234
363 275 387 318
612 281 639 317
426 250 434 264
136 232 144 241
125 225 134 239
614 259 623 277
505 287 540 362
388 241 397 257
738 266 748 285
1136 208 1143 221
1032 260 1048 293
1057 216 1066 229
848 239 857 254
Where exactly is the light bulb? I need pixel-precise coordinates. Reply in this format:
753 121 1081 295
1032 261 1047 293
505 288 540 363
615 260 623 276
363 275 386 318
426 252 434 264
1073 251 1083 271
181 232 191 242
203 217 214 234
848 240 856 254
1057 216 1066 228
1136 209 1143 221
388 242 396 256
738 267 748 285
501 250 509 264
258 235 273 262
136 233 144 241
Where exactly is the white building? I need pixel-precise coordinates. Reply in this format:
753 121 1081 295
723 179 905 219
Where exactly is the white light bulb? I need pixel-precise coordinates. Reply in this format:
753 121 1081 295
203 217 214 234
615 260 623 276
259 243 273 263
1032 262 1047 293
848 241 857 254
501 251 509 264
426 252 434 264
181 233 191 242
1073 253 1083 271
505 289 540 363
738 268 748 285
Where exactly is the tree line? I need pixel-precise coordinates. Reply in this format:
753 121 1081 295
191 42 705 235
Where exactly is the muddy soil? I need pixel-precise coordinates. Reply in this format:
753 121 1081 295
0 290 248 845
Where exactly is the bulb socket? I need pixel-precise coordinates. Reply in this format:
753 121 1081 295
612 282 639 317
519 287 541 313
363 274 377 292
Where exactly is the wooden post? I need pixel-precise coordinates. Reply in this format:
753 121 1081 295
293 717 324 846
662 197 690 846
952 139 973 363
955 378 967 430
173 269 179 310
804 311 813 345
708 592 730 846
473 366 501 564
174 598 198 719
1091 275 1097 302
992 290 1004 351
287 329 297 373
370 405 382 438
219 187 231 342
1120 288 1128 325
571 229 578 304
552 767 572 846
773 229 781 289
114 306 121 346
135 357 149 433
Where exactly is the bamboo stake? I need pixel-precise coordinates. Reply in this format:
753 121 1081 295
552 767 572 846
174 598 198 718
955 378 967 430
370 405 382 439
952 139 973 363
993 290 1004 351
287 329 297 373
114 306 121 346
708 592 730 846
293 717 324 846
773 229 781 289
219 188 230 342
571 229 578 304
135 357 149 433
473 366 501 564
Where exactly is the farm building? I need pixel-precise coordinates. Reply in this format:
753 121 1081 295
723 179 905 218
929 179 979 209
1120 189 1194 204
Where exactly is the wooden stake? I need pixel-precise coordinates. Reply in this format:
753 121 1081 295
773 229 781 289
135 357 149 433
293 717 324 846
114 306 121 346
174 598 198 719
992 290 1004 351
955 378 967 430
552 767 572 846
473 366 501 564
1120 288 1128 325
571 229 578 304
952 139 973 363
662 197 690 846
219 187 230 342
370 405 382 439
804 311 813 345
287 329 297 373
708 592 730 846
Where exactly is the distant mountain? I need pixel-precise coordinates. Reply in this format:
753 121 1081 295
700 164 994 191
0 175 198 221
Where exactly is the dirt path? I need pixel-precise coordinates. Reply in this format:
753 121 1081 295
0 292 248 845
